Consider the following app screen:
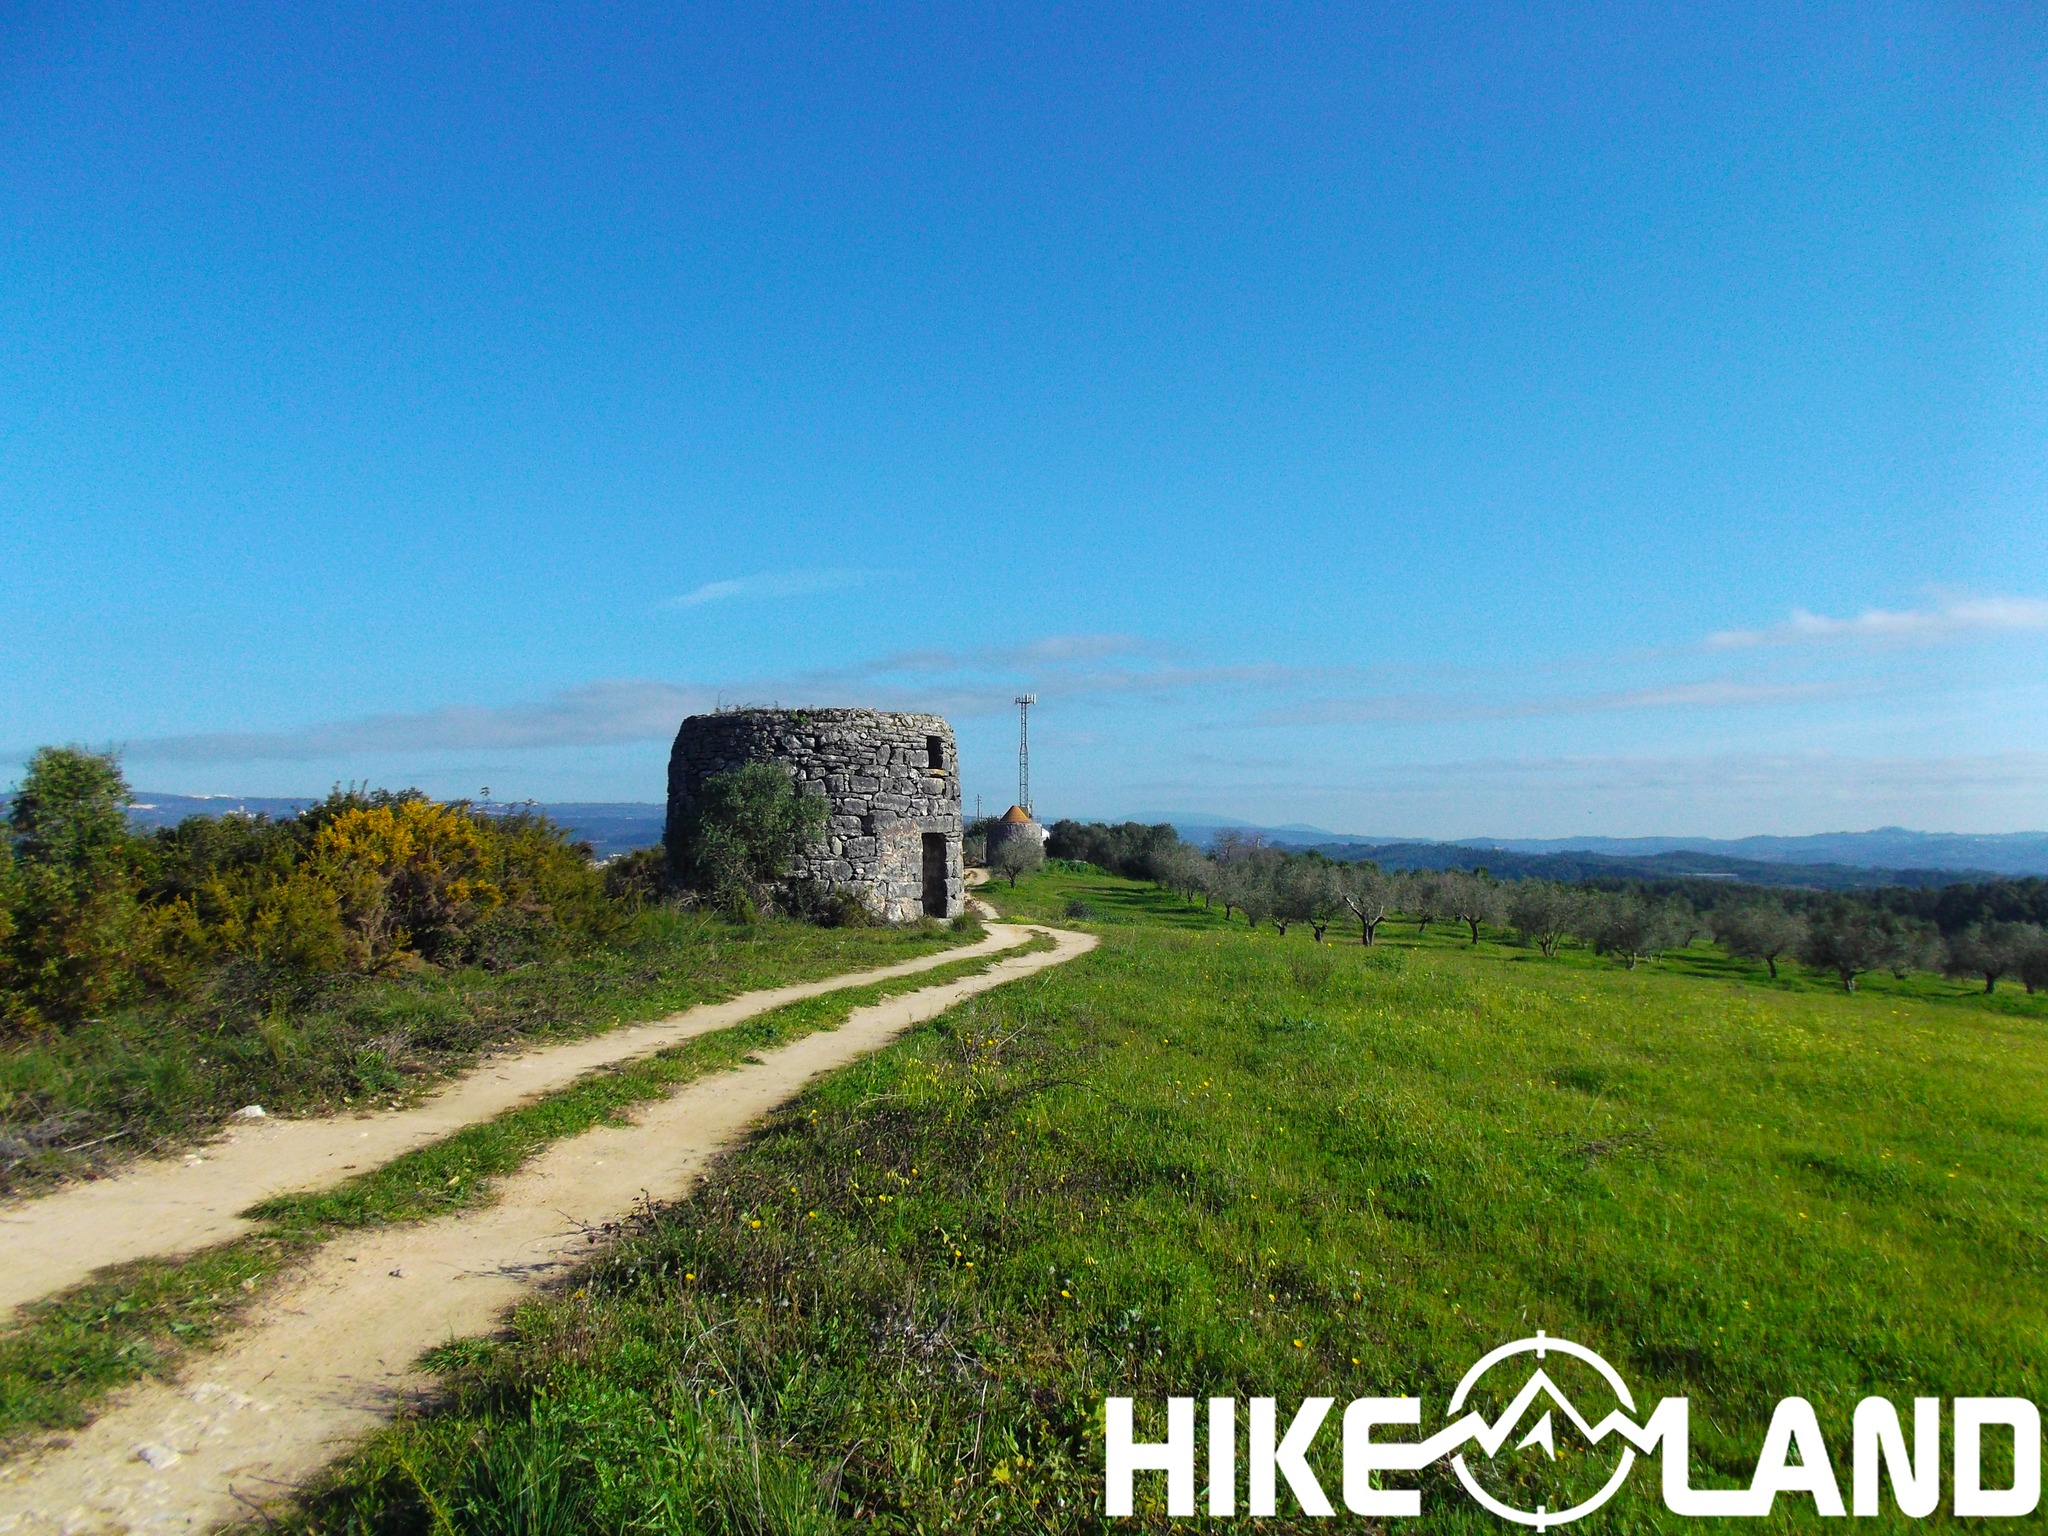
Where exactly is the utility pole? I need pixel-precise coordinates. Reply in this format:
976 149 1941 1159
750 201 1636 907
1015 694 1037 815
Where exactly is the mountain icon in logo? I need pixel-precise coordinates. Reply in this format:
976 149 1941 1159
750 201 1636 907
1517 1411 1558 1460
1440 1334 1645 1530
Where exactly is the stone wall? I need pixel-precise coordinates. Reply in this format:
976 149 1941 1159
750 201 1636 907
666 708 963 922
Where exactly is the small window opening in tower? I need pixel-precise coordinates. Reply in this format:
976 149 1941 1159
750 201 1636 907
926 735 944 770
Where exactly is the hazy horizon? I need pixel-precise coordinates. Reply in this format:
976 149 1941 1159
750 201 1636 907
77 787 2048 848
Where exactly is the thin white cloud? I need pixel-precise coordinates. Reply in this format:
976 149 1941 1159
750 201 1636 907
120 681 721 763
670 569 887 609
1577 680 1835 713
672 579 749 608
1254 679 1835 728
108 634 1315 765
1707 595 2048 651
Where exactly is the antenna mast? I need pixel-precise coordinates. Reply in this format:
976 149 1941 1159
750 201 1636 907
1014 694 1037 815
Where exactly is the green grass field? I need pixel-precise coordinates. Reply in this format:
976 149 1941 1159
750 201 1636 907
285 869 2045 1533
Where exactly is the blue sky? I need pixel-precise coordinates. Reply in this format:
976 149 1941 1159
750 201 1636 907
3 3 2044 836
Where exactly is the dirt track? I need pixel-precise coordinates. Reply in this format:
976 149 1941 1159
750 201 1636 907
0 923 1033 1321
0 919 1090 1535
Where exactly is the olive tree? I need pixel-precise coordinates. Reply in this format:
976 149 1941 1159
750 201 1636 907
1208 838 1277 929
1891 919 1944 979
1152 842 1208 904
1344 867 1395 946
1944 921 2029 993
1273 858 1343 941
1507 881 1576 958
1583 892 1687 971
1209 831 1266 922
989 832 1045 888
1797 905 1908 993
1232 858 1277 930
1401 871 1452 938
674 762 828 915
1710 901 1807 981
1447 871 1505 946
1210 829 1267 864
2015 925 2048 995
1302 861 1346 942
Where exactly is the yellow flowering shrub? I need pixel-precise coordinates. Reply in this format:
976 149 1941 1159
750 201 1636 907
312 800 504 965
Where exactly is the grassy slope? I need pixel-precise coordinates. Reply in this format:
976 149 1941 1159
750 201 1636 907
0 938 1029 1448
0 911 976 1190
286 870 2044 1533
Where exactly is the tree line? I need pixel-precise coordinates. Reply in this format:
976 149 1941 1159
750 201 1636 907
1041 820 2048 995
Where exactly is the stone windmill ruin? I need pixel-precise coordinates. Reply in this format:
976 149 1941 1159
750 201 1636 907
666 708 963 922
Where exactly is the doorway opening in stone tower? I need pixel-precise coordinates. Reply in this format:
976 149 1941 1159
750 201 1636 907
921 833 948 918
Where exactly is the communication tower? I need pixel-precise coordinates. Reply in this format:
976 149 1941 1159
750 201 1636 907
1014 694 1037 815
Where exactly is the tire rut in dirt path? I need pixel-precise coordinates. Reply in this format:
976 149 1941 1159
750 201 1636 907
0 925 1031 1322
0 924 1094 1536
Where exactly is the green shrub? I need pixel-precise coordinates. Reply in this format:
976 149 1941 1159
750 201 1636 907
4 748 145 1029
601 844 669 908
807 887 876 929
1043 818 1182 879
471 808 622 957
8 746 133 872
671 763 828 916
212 864 353 976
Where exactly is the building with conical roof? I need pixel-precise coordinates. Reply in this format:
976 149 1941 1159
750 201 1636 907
984 803 1047 863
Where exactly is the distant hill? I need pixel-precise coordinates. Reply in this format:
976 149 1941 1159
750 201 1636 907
1472 828 2048 877
122 793 321 824
510 803 666 857
1 793 674 860
20 792 2041 880
1290 841 1984 891
1125 813 2040 887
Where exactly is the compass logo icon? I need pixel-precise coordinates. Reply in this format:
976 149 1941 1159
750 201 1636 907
1445 1332 1642 1530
